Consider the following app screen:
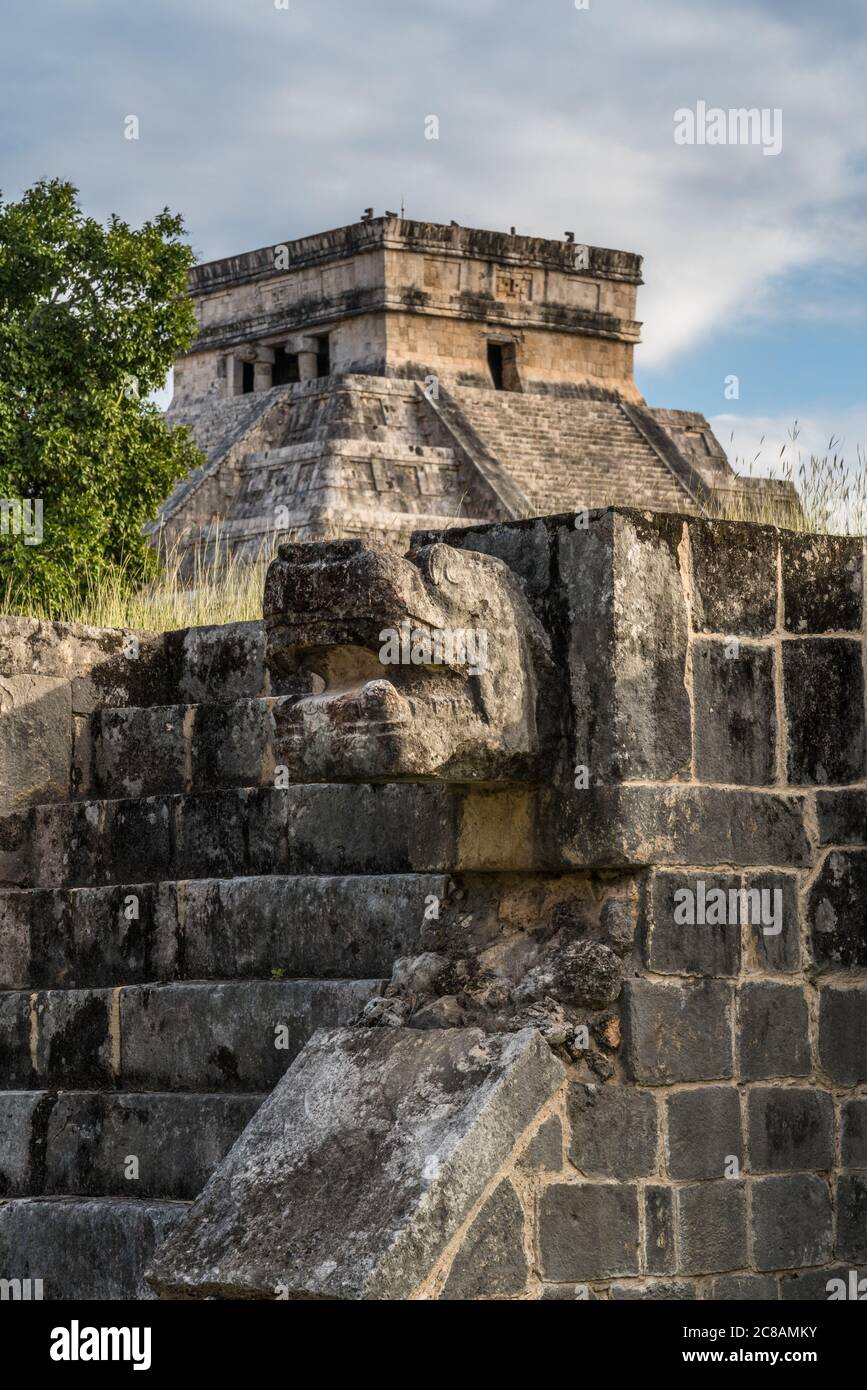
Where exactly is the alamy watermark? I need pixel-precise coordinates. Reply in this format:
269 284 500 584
0 1276 43 1300
674 102 782 157
673 880 782 936
826 1270 867 1300
50 1322 151 1370
0 498 43 545
378 619 489 676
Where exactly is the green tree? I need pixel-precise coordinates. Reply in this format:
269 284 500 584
0 178 201 612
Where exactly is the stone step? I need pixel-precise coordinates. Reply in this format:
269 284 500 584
25 784 462 890
1 1090 263 1199
164 620 269 705
1 873 449 989
242 440 456 468
0 979 383 1091
90 698 279 799
92 691 518 799
0 1196 186 1300
447 390 689 514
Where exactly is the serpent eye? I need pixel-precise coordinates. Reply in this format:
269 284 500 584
427 544 460 587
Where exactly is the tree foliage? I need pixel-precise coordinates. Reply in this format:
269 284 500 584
0 179 201 611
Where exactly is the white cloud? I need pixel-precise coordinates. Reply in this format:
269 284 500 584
711 406 867 477
3 0 867 376
712 406 867 531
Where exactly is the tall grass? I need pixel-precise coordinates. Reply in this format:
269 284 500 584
3 429 864 632
1 530 278 632
713 423 867 535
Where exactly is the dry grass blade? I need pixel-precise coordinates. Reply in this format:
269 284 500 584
1 526 278 631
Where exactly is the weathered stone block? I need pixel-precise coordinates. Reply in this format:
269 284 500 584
809 850 867 969
24 888 75 990
120 980 380 1091
458 787 537 871
642 871 741 976
644 1185 675 1275
539 1283 599 1300
440 1179 528 1299
783 639 865 785
30 800 106 890
43 1092 263 1200
539 1182 640 1281
693 640 776 785
752 1175 833 1270
0 674 72 814
689 519 777 636
23 883 172 991
568 1083 657 1179
600 895 635 954
816 789 867 845
265 540 552 782
623 979 733 1083
745 871 800 973
192 699 270 790
180 873 444 981
0 617 168 712
0 1196 184 1300
32 989 114 1088
24 889 70 989
677 1180 747 1274
841 1099 867 1169
84 640 169 712
170 621 266 703
818 986 867 1085
0 809 30 888
609 1280 697 1300
711 1274 778 1300
147 1027 564 1299
666 1087 742 1180
0 890 31 989
0 1092 46 1195
551 785 810 870
836 1176 867 1263
108 797 172 886
71 711 93 797
781 1264 867 1301
244 787 291 874
173 790 247 880
0 990 32 1087
747 1088 834 1173
517 1115 562 1172
97 706 186 798
781 533 863 634
559 511 691 782
59 882 178 989
285 783 460 874
737 981 810 1080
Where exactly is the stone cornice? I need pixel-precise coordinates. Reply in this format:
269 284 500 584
187 217 643 296
188 292 642 356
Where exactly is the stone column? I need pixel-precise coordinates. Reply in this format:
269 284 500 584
230 345 258 396
254 346 275 392
286 335 320 382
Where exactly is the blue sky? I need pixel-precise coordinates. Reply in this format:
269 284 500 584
2 0 866 475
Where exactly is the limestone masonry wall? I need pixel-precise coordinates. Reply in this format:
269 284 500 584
172 218 642 409
1 509 865 1300
410 515 866 1300
159 218 798 570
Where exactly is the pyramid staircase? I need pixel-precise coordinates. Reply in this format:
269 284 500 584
165 377 499 569
446 388 697 514
0 622 455 1299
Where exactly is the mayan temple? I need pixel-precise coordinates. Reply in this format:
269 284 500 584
4 215 860 1309
156 216 787 566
